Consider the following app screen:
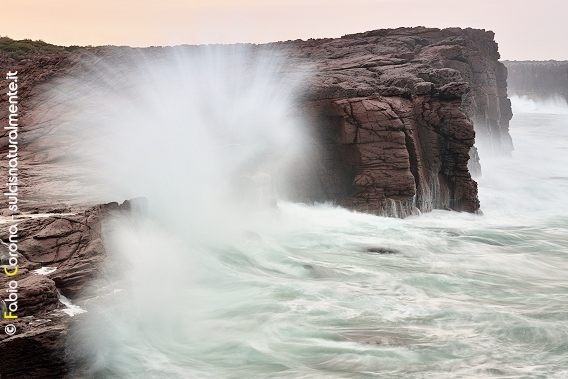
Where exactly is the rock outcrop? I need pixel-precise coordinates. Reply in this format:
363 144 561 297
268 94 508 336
285 27 511 214
0 201 131 378
1 27 512 217
504 60 568 102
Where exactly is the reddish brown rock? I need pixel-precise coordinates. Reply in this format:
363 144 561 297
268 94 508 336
0 27 511 216
282 27 510 215
0 201 130 378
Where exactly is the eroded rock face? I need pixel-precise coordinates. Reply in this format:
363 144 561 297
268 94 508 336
303 94 479 215
0 201 131 378
284 27 510 214
504 60 568 102
1 27 511 217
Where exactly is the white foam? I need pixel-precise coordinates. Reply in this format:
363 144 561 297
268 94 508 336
511 95 568 114
33 267 57 275
58 292 87 317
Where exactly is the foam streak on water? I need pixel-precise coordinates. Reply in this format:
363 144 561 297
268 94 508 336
51 55 568 378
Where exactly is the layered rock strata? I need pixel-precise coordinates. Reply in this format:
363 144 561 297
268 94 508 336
286 27 512 213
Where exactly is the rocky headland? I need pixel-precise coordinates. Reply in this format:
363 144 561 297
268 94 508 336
504 60 568 102
0 27 512 377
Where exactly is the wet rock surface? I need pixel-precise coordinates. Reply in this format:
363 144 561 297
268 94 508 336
0 202 131 378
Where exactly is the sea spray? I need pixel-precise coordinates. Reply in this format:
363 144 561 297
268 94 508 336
510 94 568 115
36 46 313 218
36 46 316 377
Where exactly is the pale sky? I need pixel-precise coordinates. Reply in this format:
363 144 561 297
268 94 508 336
2 0 565 60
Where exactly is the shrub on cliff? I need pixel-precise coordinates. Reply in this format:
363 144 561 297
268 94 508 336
0 36 67 58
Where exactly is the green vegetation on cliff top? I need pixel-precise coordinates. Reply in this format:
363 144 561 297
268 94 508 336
0 37 83 58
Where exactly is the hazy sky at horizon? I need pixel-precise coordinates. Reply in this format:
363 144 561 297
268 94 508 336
3 0 565 60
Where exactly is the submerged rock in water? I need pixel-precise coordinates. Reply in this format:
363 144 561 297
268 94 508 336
342 329 421 346
365 247 399 255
